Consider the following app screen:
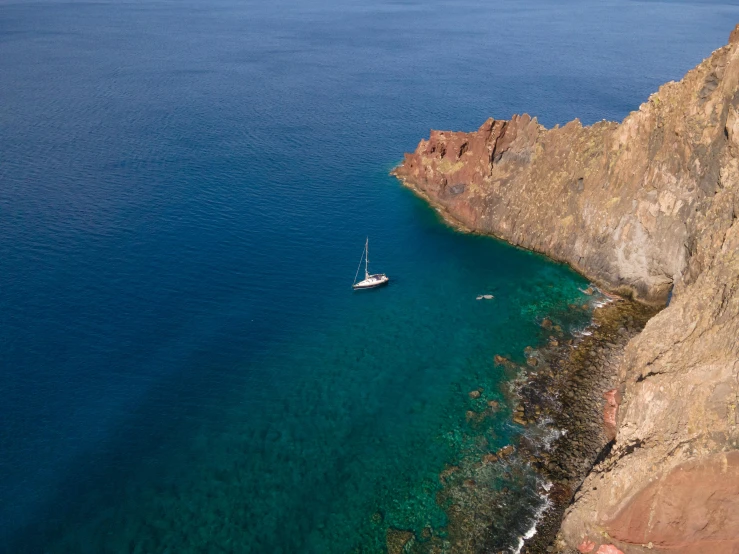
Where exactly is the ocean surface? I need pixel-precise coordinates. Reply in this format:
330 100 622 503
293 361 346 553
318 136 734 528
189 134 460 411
1 1 737 552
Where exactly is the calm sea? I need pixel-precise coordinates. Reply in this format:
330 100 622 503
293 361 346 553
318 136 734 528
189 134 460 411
1 0 736 552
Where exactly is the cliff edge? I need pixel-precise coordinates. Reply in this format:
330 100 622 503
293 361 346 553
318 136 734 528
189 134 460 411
394 25 739 554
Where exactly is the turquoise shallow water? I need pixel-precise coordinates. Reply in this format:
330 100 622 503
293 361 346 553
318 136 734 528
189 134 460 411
1 0 738 552
43 227 594 553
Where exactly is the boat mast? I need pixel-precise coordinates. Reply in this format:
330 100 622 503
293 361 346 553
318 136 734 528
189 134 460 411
365 237 369 279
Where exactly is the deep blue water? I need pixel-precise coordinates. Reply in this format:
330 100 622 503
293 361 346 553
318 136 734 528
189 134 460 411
1 1 737 552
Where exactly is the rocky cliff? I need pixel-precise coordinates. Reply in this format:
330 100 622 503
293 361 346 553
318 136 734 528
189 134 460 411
394 25 739 554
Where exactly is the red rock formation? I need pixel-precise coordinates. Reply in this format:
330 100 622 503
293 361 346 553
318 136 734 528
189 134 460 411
596 546 624 554
606 452 739 554
602 389 620 441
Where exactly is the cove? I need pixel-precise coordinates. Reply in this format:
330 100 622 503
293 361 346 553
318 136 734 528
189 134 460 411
1 0 736 552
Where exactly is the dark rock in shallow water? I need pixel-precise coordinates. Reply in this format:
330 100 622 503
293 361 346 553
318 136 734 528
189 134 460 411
386 528 414 554
497 445 515 458
502 298 657 553
439 464 460 484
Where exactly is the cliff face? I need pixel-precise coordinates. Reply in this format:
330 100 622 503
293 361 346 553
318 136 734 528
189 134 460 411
395 29 739 305
395 26 739 554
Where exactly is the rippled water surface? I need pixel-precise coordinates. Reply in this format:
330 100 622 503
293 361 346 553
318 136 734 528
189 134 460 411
1 0 737 552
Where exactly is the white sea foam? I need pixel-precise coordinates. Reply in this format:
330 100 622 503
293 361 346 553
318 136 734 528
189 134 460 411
540 425 563 451
512 491 552 554
573 324 594 336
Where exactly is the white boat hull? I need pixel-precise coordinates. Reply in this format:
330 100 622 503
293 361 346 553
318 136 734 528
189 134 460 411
353 274 389 289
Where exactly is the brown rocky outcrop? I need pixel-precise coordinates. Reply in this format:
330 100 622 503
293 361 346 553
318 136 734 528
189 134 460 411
395 26 739 305
395 24 739 554
387 528 415 554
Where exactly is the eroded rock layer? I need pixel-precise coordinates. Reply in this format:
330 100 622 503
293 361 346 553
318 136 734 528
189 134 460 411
395 25 739 554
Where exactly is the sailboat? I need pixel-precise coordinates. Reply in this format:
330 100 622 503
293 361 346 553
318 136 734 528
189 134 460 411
352 238 389 290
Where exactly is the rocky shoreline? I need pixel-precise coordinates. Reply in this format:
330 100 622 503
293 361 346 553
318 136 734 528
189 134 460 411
392 24 739 553
514 297 658 553
382 291 658 554
393 164 662 554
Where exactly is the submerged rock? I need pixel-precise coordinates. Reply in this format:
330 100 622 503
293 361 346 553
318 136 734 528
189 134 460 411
497 445 515 458
493 354 514 369
386 528 414 554
439 464 460 484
